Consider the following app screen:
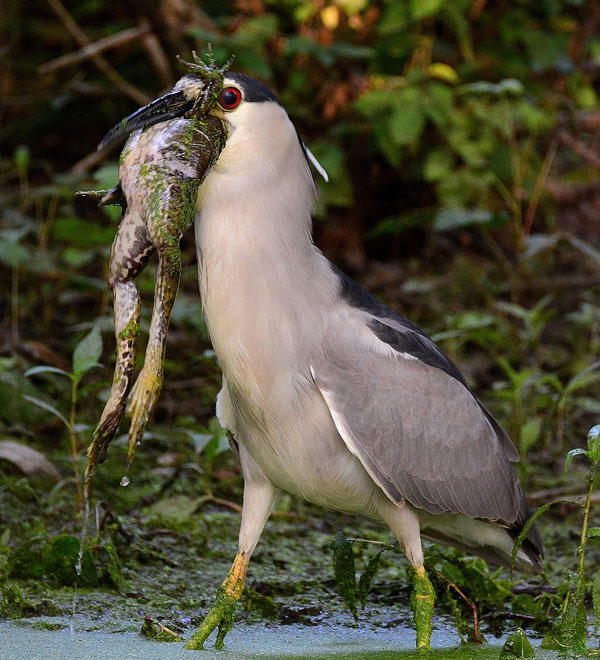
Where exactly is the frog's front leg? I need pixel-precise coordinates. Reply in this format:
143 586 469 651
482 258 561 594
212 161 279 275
86 212 153 486
126 192 192 461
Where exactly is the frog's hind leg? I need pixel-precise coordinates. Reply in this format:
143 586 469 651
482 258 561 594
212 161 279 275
126 212 189 462
86 215 153 489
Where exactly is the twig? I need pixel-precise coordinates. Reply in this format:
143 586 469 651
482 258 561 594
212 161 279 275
44 0 150 106
38 24 151 75
204 496 242 513
139 19 173 88
427 564 482 643
528 483 587 504
70 145 112 175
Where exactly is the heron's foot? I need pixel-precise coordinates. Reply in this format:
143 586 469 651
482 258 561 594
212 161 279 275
410 565 435 654
184 586 239 650
126 365 163 458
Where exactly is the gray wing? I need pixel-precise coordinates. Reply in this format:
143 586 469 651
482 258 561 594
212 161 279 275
311 309 529 528
333 264 519 462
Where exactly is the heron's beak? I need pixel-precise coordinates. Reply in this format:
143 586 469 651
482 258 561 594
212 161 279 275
98 90 195 151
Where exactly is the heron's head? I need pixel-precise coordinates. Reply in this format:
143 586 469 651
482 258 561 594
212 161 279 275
99 66 327 189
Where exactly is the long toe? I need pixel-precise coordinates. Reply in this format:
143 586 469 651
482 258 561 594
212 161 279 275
184 586 238 650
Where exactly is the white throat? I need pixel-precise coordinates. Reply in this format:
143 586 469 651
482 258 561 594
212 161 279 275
193 107 337 415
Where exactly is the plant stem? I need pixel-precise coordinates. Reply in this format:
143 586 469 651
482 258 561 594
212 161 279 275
70 379 83 511
576 467 595 595
11 266 19 342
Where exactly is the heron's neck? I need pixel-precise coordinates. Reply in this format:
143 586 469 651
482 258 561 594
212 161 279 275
194 164 337 402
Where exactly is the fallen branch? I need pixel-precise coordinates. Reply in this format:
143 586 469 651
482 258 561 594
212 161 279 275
139 19 173 88
38 24 151 75
70 145 112 175
44 0 150 106
427 564 482 644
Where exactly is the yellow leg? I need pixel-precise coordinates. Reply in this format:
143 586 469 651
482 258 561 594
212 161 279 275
184 552 248 650
410 564 435 654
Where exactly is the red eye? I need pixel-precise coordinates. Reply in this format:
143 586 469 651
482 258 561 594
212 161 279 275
218 87 242 110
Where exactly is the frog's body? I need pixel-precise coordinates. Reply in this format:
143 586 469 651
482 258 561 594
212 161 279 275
85 112 226 480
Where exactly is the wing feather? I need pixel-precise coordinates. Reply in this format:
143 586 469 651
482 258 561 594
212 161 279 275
311 315 527 526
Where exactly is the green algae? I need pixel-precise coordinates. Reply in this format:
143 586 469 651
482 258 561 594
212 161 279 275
118 319 140 342
30 621 66 631
184 585 240 650
8 535 98 587
409 566 436 653
242 586 279 619
42 535 98 587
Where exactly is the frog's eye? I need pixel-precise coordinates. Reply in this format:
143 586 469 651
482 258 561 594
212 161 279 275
218 87 242 111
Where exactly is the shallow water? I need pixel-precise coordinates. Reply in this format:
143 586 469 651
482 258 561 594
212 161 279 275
0 620 564 660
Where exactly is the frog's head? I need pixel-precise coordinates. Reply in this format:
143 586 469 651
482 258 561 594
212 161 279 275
99 52 328 185
98 49 229 152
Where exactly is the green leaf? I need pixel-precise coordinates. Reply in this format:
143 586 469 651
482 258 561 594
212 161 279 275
433 208 502 232
22 395 69 429
588 425 600 465
511 498 577 567
587 527 600 539
72 326 103 379
358 550 383 609
330 532 357 621
52 217 116 249
410 0 446 21
564 361 600 395
24 366 72 379
423 148 454 182
593 571 600 632
461 79 523 97
388 102 425 147
519 419 541 455
565 448 587 473
524 234 559 259
13 145 30 174
0 240 30 267
376 3 409 35
499 628 535 658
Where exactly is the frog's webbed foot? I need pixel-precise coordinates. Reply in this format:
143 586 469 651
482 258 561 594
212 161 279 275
86 279 141 486
125 362 163 460
76 186 126 209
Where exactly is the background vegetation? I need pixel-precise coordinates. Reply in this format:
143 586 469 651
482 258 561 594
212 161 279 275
1 0 599 653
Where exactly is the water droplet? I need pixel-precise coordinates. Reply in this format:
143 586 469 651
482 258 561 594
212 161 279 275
120 476 130 487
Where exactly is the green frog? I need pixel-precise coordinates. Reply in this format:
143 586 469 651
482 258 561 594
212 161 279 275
79 53 228 491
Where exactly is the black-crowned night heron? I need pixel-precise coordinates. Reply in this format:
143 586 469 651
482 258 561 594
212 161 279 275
109 69 543 653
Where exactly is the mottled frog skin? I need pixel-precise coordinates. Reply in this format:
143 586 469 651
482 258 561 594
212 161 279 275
85 112 226 487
